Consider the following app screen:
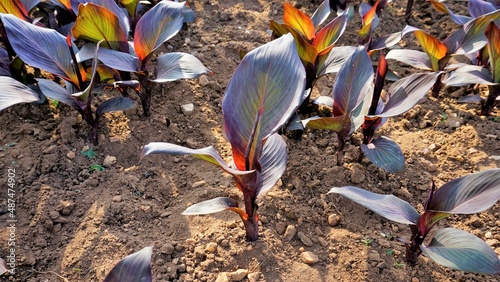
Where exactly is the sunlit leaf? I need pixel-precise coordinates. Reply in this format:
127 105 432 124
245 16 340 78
283 2 315 41
256 133 287 197
152 52 211 83
358 1 379 40
361 136 406 173
369 31 403 52
313 96 334 107
134 0 184 61
332 46 374 116
104 246 153 282
72 3 128 51
316 46 356 76
1 13 80 85
427 0 471 25
270 21 318 66
0 76 39 111
301 115 351 136
421 228 500 274
469 0 497 18
485 22 500 83
141 142 254 177
311 0 330 27
443 65 494 86
0 0 29 20
96 97 135 119
328 186 420 225
70 0 130 36
182 197 240 215
413 30 447 71
120 0 140 19
386 49 433 70
313 10 348 53
377 72 441 117
222 34 306 171
427 169 500 214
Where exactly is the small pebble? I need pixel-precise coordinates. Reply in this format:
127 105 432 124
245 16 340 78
300 251 319 264
229 269 248 281
206 242 218 253
192 180 206 188
284 225 297 241
328 214 341 227
181 103 194 116
297 231 313 246
67 151 75 160
103 155 117 167
112 195 122 202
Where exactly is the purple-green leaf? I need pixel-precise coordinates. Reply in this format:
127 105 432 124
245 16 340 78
427 169 500 214
140 142 253 177
443 65 494 87
103 246 153 282
96 97 135 119
152 52 211 83
1 13 80 85
182 197 239 215
222 34 306 171
420 228 500 274
328 186 420 225
256 133 287 197
70 0 130 36
134 0 184 61
332 46 374 116
361 136 406 173
0 76 39 111
385 49 433 70
377 72 441 117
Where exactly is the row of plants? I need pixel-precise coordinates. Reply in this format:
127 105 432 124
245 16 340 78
0 0 499 280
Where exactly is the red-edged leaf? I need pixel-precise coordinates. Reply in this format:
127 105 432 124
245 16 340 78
443 65 494 86
182 197 241 215
361 136 406 173
312 10 348 53
421 228 500 274
311 0 330 27
256 133 287 197
72 3 128 51
377 72 441 117
0 76 39 111
444 9 500 55
316 46 356 76
70 0 130 35
328 186 420 225
358 1 379 40
332 46 374 116
283 2 315 41
386 49 433 70
222 34 306 171
104 246 153 282
0 0 29 20
134 0 184 61
485 22 500 83
152 52 211 83
1 13 81 85
469 0 497 18
427 169 500 214
427 0 472 25
413 30 448 71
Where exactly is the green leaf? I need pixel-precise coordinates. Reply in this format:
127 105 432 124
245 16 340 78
81 147 96 159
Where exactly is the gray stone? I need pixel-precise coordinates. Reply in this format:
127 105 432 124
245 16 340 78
103 155 117 167
181 103 194 116
297 232 313 246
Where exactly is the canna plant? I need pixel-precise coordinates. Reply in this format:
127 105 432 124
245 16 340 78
141 34 306 241
104 246 153 282
329 169 500 273
73 0 210 116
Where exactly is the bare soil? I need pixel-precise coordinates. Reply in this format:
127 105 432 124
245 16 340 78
0 0 499 281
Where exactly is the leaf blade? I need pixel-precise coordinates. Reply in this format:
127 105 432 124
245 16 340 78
182 197 239 215
0 76 39 111
152 52 211 83
361 136 406 173
104 246 153 282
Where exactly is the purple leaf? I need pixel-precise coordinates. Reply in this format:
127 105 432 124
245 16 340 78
140 142 254 177
316 46 357 76
37 79 81 109
443 65 494 87
369 31 403 52
332 46 374 116
421 228 500 274
1 13 80 84
385 49 433 70
77 44 140 73
0 76 39 111
469 0 497 18
19 0 40 11
328 186 420 225
377 72 441 117
222 34 306 171
182 197 239 215
427 169 500 214
256 133 287 197
311 0 330 27
96 97 135 119
134 0 184 61
103 246 153 282
152 52 211 83
361 136 406 173
457 94 484 103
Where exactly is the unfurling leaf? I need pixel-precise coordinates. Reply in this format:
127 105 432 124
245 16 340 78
485 21 500 83
328 186 420 225
182 197 240 215
421 228 500 274
361 136 406 173
413 30 448 71
104 246 153 282
283 2 315 41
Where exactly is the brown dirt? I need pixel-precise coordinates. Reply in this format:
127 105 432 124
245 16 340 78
1 0 499 281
